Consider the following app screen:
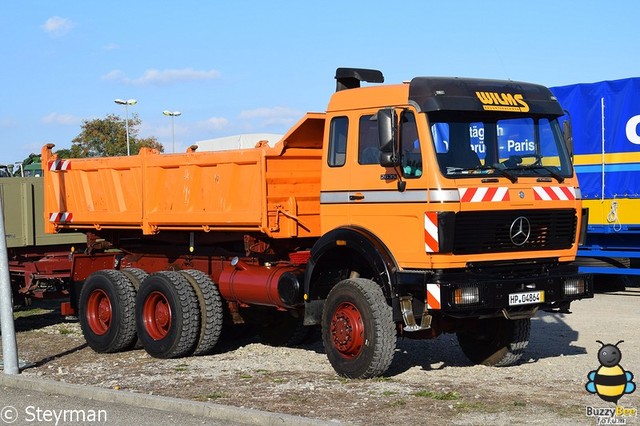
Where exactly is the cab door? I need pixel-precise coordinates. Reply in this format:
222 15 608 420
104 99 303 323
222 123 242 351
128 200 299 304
349 110 429 265
320 115 351 232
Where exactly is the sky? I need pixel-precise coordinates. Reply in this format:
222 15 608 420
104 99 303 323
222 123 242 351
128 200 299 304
2 1 640 165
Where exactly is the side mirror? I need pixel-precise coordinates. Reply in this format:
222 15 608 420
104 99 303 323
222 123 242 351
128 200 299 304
562 111 573 159
377 108 399 167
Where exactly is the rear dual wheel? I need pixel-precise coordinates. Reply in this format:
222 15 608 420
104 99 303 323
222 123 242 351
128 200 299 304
80 268 224 359
135 271 201 358
135 270 224 358
179 269 224 356
79 270 138 353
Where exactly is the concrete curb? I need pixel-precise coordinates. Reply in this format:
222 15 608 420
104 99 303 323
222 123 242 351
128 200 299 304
0 374 339 426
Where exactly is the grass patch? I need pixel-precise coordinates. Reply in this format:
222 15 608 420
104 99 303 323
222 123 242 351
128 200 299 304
239 373 253 379
194 391 225 401
174 363 189 372
414 390 460 400
455 401 489 412
13 308 52 319
513 400 526 407
388 399 407 408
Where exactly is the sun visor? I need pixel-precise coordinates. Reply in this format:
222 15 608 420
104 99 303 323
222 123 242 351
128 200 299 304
409 77 564 116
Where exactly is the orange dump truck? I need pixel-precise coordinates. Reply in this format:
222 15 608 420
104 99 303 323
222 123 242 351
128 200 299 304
43 68 592 378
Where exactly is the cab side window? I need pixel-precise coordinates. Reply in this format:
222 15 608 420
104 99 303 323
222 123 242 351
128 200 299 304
358 115 379 165
400 112 422 178
328 116 348 167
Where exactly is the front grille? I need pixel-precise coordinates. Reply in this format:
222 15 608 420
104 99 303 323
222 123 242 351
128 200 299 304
452 209 577 255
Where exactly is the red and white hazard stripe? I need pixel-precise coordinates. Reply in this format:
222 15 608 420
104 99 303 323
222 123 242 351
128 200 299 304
533 186 576 201
426 284 441 310
459 187 510 203
49 212 73 223
424 212 439 253
48 159 71 171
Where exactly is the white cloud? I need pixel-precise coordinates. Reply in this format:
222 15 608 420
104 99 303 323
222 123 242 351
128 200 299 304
102 68 221 86
101 69 125 81
200 117 230 130
42 112 81 125
239 107 301 127
103 43 120 51
42 16 74 37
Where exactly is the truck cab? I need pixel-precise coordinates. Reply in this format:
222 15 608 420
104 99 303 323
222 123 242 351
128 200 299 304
305 68 592 375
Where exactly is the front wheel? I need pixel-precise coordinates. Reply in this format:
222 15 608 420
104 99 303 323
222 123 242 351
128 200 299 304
456 317 531 366
321 278 396 378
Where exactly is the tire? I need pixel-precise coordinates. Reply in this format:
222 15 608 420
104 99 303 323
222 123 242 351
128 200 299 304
456 318 531 366
179 270 224 356
135 271 200 358
79 270 137 353
121 268 148 290
321 278 396 378
258 312 312 347
120 268 148 349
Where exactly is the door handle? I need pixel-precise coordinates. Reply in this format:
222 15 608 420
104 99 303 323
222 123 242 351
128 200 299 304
349 193 365 201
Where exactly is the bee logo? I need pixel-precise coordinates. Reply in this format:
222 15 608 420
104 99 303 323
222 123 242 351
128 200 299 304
586 340 636 403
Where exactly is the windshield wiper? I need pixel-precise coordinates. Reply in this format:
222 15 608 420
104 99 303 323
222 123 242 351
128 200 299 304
488 163 518 183
446 165 518 183
520 164 565 183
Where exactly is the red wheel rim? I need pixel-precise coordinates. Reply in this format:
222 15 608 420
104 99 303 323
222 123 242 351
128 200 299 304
86 289 112 336
143 291 172 340
329 302 365 358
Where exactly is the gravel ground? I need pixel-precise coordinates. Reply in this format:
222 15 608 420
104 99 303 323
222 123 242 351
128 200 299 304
3 288 639 425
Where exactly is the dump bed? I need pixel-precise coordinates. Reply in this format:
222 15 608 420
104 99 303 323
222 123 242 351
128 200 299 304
43 113 324 239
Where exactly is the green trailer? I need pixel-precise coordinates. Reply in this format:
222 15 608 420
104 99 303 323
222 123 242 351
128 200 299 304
1 176 85 305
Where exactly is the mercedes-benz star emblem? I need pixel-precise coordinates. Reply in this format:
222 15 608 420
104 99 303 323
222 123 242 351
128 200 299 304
509 216 531 246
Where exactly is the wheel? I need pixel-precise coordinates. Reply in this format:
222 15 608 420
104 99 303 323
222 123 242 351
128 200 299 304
79 270 137 353
135 271 200 358
120 268 148 349
121 268 148 290
321 278 396 378
456 318 531 366
258 311 312 347
179 270 224 356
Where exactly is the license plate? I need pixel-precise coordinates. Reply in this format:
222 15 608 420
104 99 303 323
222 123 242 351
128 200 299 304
508 291 544 306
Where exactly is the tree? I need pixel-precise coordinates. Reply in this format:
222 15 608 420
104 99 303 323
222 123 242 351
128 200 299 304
70 113 164 157
55 148 72 159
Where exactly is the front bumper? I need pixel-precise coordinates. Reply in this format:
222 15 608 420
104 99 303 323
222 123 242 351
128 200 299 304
395 259 593 319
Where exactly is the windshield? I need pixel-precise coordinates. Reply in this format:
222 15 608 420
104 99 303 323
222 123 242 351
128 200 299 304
429 112 572 180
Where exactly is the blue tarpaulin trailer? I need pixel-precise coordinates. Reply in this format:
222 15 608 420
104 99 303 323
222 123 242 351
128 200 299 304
551 78 640 279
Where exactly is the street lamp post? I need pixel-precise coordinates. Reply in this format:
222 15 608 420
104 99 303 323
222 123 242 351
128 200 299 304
114 99 137 156
163 110 182 153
